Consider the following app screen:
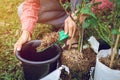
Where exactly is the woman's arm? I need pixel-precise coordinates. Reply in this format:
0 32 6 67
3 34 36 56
14 0 40 53
21 0 40 33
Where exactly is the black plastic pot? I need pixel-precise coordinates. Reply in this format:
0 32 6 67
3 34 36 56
16 40 62 80
98 39 120 51
98 39 110 51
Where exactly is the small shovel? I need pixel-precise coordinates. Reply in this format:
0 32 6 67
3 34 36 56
37 30 69 52
58 30 69 44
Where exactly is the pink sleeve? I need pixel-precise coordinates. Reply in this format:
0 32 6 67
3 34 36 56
21 0 40 33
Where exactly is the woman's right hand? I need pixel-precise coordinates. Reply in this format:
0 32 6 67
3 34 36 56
14 30 31 53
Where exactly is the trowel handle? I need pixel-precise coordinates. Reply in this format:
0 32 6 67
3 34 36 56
58 30 69 42
54 43 63 53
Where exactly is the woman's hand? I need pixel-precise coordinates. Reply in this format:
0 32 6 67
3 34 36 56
64 13 85 37
14 30 31 53
64 13 86 47
64 14 77 37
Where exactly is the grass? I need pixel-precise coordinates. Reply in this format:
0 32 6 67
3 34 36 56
0 0 24 80
0 0 54 80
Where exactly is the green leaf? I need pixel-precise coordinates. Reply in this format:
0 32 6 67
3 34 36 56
76 4 82 9
90 20 97 28
63 1 71 11
82 17 98 28
89 17 97 27
80 4 97 19
116 0 120 4
84 0 89 3
82 20 90 28
112 29 120 35
109 0 120 5
109 0 112 2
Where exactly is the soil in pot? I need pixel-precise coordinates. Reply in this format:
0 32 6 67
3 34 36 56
37 32 59 51
61 47 96 80
100 55 120 70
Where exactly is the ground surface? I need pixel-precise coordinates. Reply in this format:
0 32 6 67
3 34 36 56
0 0 54 80
100 55 120 70
61 47 96 80
0 0 24 80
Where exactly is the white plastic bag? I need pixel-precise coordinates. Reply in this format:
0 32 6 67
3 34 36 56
88 36 99 54
40 65 69 80
94 49 120 80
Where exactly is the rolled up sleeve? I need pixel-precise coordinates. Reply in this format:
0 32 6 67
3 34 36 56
21 0 40 33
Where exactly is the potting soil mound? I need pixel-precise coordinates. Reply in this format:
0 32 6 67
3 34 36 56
100 55 120 70
61 47 96 80
37 32 59 51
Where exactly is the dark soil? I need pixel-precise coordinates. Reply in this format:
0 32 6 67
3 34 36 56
37 32 59 51
61 47 96 80
100 55 120 70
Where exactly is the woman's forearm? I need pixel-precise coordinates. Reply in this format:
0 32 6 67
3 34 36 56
21 0 40 34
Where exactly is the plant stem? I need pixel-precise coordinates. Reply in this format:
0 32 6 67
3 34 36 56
111 0 116 48
77 23 84 52
80 29 84 52
109 0 118 68
59 0 76 49
59 0 76 22
59 0 85 53
109 27 120 68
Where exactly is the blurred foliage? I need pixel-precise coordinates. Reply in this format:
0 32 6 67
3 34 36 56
79 0 120 47
94 0 120 47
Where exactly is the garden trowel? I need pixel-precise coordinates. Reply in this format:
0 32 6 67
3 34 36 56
47 30 69 49
37 30 69 52
57 30 69 44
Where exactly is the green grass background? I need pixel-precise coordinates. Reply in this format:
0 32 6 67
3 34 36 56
0 0 25 80
0 0 54 80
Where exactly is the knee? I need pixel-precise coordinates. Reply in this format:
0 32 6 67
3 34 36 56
17 3 23 17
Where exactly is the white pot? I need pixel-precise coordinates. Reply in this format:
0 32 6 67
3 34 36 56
94 49 120 80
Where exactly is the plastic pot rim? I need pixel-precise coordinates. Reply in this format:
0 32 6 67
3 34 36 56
16 51 61 65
